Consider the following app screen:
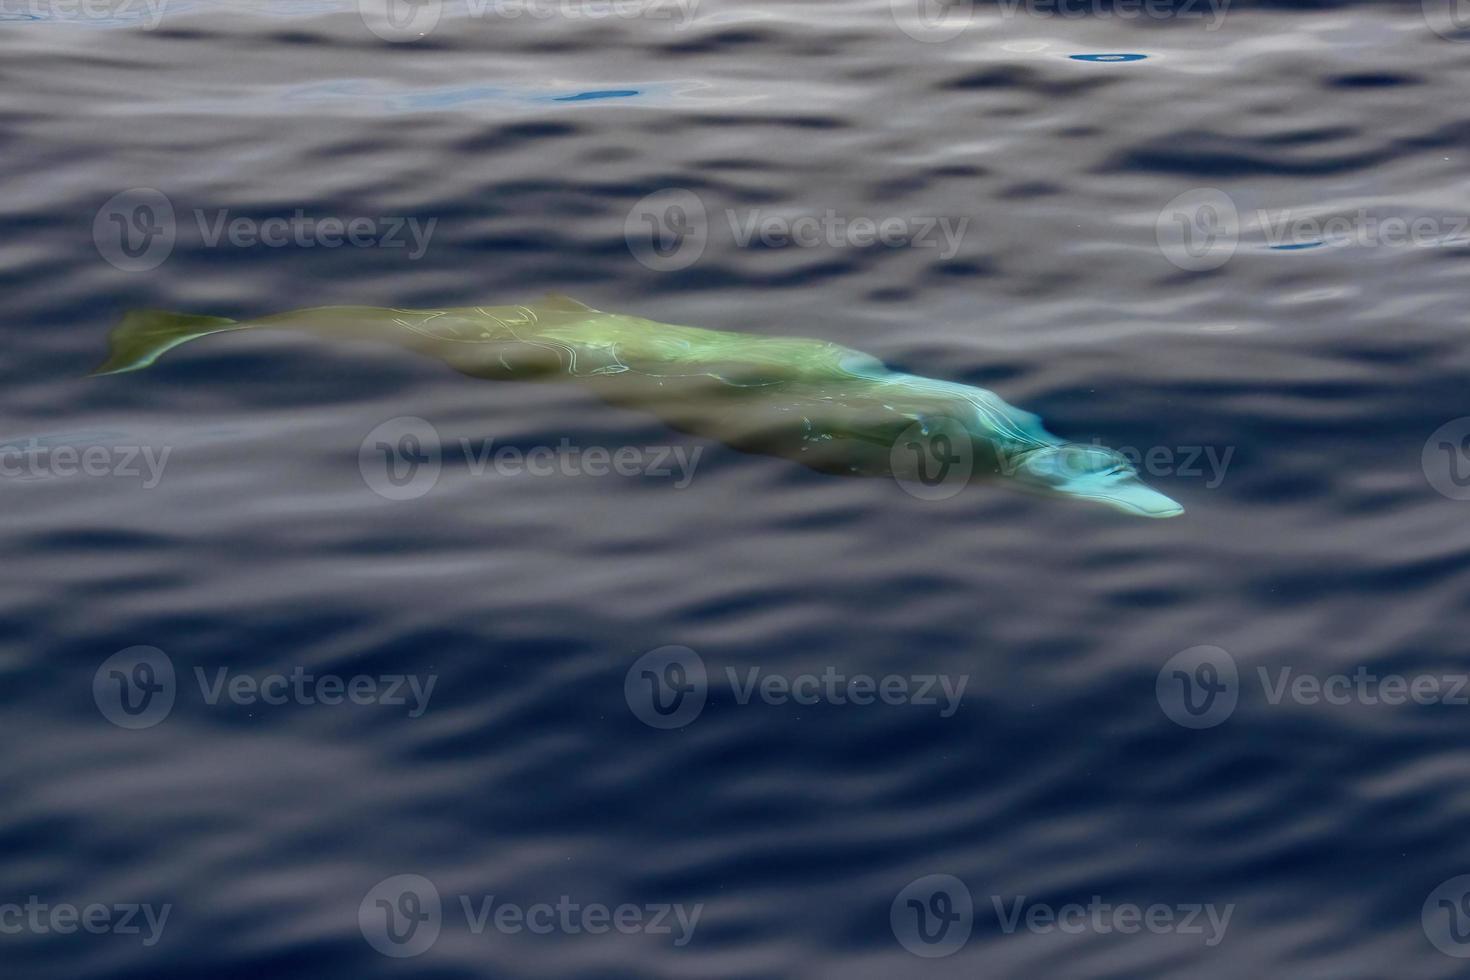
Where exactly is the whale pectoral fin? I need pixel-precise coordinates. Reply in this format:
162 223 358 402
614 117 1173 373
536 293 598 314
91 310 242 376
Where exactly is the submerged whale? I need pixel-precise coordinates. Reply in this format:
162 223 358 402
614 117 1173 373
92 296 1183 517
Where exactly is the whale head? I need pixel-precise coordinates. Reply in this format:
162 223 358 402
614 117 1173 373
1010 445 1183 518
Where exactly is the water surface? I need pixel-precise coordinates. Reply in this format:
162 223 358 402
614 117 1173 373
4 2 1470 977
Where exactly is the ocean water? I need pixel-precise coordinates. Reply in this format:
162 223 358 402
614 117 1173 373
4 1 1470 977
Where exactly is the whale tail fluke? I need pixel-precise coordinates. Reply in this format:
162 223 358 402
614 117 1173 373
91 310 241 376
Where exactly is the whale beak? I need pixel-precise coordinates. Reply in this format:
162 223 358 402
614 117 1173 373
1079 476 1184 518
1011 446 1187 519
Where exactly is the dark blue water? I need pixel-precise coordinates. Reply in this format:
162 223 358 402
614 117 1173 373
6 1 1470 977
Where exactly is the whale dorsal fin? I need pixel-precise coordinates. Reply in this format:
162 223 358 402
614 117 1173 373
537 293 597 313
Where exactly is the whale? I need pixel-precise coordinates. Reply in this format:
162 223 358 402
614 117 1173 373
91 295 1183 517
